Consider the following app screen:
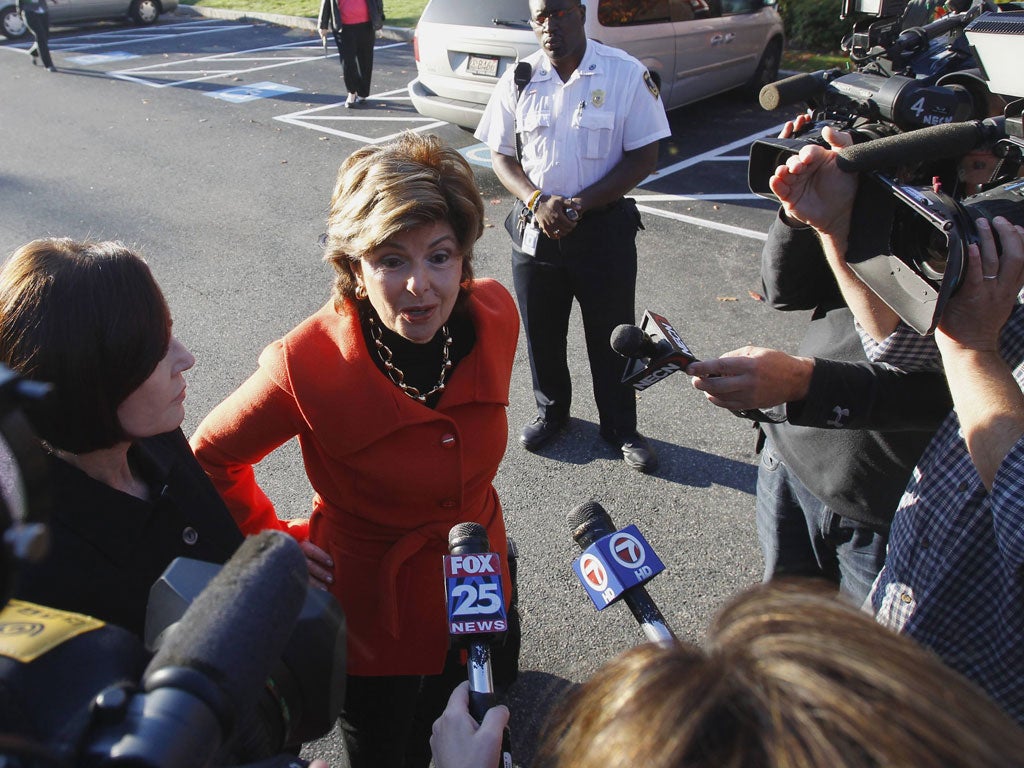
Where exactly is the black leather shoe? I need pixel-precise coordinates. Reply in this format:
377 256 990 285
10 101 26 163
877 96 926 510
603 431 658 473
519 416 566 452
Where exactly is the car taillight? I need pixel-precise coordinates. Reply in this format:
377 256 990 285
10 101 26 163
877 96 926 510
413 32 419 63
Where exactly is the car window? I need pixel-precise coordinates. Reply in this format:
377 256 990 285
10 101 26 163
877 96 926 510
597 0 729 24
720 0 763 13
422 0 532 27
597 0 672 25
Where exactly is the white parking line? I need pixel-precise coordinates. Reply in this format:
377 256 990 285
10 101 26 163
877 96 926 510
275 87 445 142
634 203 769 241
108 38 322 88
56 20 251 52
644 124 789 182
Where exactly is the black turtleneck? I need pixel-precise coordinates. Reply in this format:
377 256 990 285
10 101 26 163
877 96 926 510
360 302 476 408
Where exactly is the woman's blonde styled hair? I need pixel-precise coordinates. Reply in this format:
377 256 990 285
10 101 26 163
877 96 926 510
322 132 485 307
535 581 1024 768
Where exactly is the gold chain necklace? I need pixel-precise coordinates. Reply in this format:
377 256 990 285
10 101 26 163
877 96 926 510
368 314 453 403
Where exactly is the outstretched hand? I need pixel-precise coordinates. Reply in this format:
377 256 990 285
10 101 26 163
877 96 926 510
687 347 814 411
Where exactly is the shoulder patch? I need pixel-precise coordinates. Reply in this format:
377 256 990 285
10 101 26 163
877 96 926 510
0 600 105 663
644 70 660 99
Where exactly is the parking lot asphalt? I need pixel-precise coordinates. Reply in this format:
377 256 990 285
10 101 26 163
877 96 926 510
1 15 811 766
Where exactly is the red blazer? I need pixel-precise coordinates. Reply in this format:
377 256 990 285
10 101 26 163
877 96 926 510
191 279 519 675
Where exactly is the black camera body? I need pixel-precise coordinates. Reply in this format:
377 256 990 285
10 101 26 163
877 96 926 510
748 2 987 198
846 95 1024 333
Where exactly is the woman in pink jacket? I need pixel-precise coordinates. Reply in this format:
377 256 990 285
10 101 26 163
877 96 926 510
191 132 520 768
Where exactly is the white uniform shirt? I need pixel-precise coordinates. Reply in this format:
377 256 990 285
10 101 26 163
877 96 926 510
475 40 671 198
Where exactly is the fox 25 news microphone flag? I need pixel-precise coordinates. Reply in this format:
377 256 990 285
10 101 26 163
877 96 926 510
445 523 513 768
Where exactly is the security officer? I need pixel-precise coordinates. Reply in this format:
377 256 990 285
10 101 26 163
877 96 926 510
475 0 670 473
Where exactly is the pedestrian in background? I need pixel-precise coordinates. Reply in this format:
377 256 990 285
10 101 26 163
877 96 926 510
16 0 55 72
318 0 384 107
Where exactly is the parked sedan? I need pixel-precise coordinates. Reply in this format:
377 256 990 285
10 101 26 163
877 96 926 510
1 0 177 39
409 0 785 130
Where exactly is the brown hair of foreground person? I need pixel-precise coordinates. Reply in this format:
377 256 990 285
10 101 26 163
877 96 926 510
534 581 1024 768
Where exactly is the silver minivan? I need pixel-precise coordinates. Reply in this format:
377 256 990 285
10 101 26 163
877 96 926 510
409 0 785 130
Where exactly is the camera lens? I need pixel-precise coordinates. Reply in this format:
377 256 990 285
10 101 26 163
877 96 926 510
893 209 951 281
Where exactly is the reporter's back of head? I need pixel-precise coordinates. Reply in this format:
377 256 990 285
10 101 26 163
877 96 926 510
536 582 1024 768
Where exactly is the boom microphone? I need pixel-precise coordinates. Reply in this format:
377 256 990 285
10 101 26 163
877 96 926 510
446 523 513 768
85 530 308 766
567 501 676 647
835 116 1005 173
758 68 842 112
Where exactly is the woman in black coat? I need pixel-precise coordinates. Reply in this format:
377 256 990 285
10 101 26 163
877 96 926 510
0 238 243 638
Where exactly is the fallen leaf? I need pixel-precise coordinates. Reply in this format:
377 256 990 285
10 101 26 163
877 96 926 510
716 296 738 302
490 198 503 205
748 290 765 302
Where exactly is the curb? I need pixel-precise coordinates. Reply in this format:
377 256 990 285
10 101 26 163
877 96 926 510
174 4 414 42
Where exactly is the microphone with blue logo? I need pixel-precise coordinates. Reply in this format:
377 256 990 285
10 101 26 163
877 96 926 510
568 501 676 647
445 522 513 768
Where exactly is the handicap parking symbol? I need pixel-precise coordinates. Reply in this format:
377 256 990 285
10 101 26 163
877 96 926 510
208 81 301 104
67 51 140 65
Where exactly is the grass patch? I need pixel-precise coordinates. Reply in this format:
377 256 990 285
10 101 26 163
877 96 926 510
182 0 427 26
782 49 849 73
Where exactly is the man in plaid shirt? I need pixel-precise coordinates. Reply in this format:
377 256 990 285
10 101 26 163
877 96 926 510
768 124 1024 724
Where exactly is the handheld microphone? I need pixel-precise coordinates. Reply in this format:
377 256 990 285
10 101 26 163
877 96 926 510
567 501 676 647
445 523 513 768
611 310 698 392
83 530 308 767
834 116 1005 174
612 310 784 423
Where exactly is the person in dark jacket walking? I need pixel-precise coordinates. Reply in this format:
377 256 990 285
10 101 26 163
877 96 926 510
16 0 55 71
318 0 383 107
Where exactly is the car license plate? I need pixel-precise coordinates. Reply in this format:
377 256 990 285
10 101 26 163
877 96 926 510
467 55 499 77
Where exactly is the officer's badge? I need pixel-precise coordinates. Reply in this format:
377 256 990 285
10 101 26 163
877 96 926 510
644 70 659 99
591 89 605 108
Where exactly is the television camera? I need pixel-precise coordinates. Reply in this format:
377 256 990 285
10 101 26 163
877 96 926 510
748 0 1006 197
840 10 1024 333
748 3 1024 336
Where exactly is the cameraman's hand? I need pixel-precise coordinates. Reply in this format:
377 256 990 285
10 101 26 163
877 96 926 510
932 216 1024 490
686 347 814 411
431 681 509 768
936 217 1024 355
300 539 334 590
777 111 813 139
769 125 856 237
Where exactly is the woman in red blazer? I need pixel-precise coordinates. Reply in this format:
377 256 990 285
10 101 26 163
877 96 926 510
191 132 520 768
